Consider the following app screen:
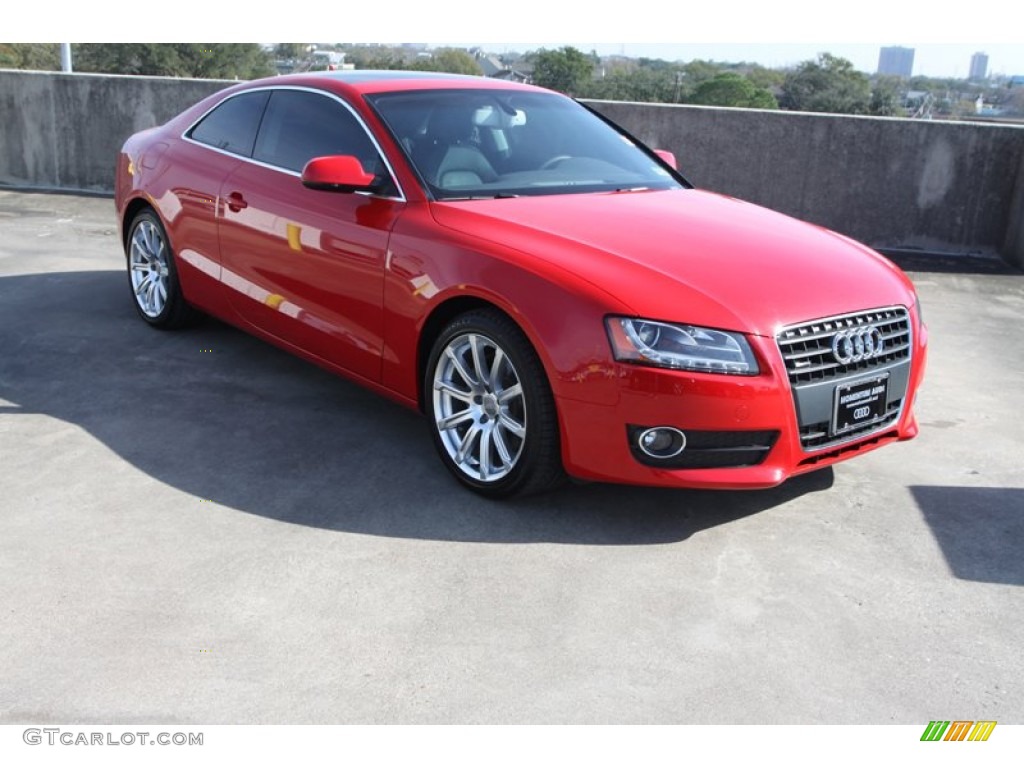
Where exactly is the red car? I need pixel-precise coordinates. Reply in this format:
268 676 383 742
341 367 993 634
115 71 927 497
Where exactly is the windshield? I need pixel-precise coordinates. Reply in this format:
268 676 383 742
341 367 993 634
368 89 684 200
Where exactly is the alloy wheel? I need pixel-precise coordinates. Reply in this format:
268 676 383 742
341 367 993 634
432 332 527 483
129 219 170 318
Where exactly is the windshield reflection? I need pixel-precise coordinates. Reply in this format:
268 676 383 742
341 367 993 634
368 89 684 200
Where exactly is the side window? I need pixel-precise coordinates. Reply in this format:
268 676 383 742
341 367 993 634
188 92 270 157
253 90 383 177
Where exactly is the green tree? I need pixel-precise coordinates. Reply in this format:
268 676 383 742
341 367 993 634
689 72 777 109
73 43 177 76
179 44 274 79
869 75 903 116
583 67 676 103
908 75 961 92
411 48 482 76
347 50 405 70
530 46 595 96
72 44 274 80
635 57 677 72
0 43 60 70
779 53 871 114
273 43 309 60
744 64 785 91
678 59 721 89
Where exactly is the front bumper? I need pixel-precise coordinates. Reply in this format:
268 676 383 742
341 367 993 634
556 319 927 489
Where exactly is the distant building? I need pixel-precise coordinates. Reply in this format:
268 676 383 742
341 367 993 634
878 46 915 78
969 52 989 81
474 52 531 83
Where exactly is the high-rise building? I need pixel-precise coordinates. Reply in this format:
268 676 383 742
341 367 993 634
969 52 989 81
877 46 915 78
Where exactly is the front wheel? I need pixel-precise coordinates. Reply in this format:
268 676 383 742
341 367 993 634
425 310 564 497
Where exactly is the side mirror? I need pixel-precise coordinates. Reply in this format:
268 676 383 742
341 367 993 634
301 155 379 193
654 149 677 170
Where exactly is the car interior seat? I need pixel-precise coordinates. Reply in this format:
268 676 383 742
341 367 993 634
413 105 499 189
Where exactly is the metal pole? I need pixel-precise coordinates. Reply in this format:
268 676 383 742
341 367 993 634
60 44 72 73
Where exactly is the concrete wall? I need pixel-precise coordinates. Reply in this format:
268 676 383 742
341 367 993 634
0 69 229 192
1 69 1022 267
1003 150 1024 268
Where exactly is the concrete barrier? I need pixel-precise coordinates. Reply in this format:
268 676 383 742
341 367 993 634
1004 151 1024 268
1 69 1022 268
0 69 229 193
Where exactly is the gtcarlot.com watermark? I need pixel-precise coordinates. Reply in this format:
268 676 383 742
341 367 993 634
23 728 203 746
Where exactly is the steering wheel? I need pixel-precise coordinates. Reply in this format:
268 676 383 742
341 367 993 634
540 155 573 170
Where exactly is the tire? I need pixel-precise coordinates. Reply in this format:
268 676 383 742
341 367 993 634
125 208 199 329
425 309 565 498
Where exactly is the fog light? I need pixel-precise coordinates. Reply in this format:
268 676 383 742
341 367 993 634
637 427 687 459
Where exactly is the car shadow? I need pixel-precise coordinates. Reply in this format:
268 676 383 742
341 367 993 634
0 270 835 545
910 486 1024 586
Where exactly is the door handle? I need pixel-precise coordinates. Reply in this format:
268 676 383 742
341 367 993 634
226 191 248 212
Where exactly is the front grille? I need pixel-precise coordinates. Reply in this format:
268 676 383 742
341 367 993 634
627 427 779 469
777 306 911 385
777 306 913 452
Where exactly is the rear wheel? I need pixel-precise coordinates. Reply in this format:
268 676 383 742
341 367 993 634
426 310 564 497
126 209 199 329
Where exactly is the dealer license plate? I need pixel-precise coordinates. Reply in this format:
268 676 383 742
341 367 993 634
832 374 889 436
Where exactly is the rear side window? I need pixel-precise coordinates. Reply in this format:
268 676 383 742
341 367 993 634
188 91 270 157
253 90 381 174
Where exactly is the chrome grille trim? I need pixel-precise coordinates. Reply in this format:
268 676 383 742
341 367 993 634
777 306 911 386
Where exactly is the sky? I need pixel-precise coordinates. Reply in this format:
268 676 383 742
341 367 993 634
7 1 1023 79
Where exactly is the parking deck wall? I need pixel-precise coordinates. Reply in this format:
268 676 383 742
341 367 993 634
1 69 1022 267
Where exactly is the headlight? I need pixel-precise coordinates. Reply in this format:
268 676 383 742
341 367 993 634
606 317 759 375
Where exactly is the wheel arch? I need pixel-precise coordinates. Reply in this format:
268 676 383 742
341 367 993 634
415 293 567 419
121 196 156 252
417 296 511 412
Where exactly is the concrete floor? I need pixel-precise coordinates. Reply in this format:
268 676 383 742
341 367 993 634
1 190 1021 724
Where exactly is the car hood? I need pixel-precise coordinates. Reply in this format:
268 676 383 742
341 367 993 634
429 188 916 336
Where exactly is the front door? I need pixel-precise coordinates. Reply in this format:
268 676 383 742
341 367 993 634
216 88 404 382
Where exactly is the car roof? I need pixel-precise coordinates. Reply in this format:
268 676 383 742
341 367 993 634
241 70 545 98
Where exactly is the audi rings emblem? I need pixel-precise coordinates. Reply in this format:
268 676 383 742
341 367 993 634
831 325 884 364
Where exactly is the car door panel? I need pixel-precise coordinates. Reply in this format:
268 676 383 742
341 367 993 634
215 89 403 382
218 166 400 381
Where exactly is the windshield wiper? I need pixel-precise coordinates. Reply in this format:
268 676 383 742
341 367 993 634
439 193 520 201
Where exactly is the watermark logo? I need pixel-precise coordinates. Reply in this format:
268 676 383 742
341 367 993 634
23 729 203 746
920 720 997 742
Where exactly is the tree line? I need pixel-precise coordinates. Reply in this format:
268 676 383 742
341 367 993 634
0 43 274 80
0 43 480 80
529 47 899 115
1 43 1013 117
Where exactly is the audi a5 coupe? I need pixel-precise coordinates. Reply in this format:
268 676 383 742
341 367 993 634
115 71 927 497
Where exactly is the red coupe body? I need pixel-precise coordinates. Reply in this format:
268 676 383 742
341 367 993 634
115 71 927 494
